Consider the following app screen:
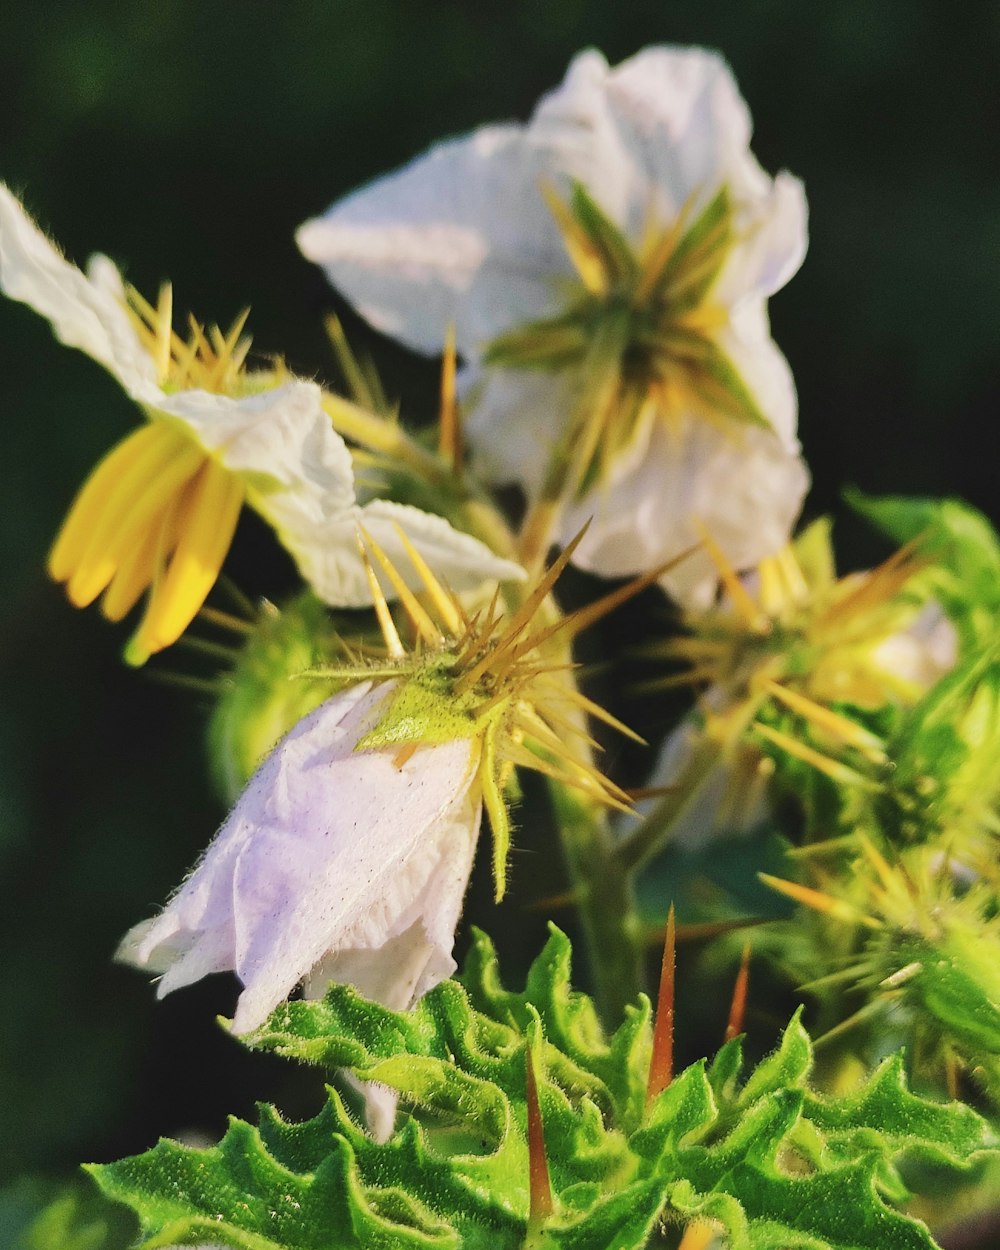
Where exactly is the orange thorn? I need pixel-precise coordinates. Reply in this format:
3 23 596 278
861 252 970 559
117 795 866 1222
526 1046 553 1226
524 889 579 913
724 942 751 1042
677 1221 715 1250
392 743 419 770
438 322 462 478
647 904 676 1108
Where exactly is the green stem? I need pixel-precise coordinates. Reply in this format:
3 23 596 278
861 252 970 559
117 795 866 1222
549 781 645 1024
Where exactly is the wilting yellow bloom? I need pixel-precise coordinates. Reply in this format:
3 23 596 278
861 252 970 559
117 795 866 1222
0 187 521 663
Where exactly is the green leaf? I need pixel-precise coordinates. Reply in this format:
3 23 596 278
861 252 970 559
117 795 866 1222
804 1049 997 1168
845 489 1000 650
460 927 652 1134
91 929 998 1250
89 1121 463 1250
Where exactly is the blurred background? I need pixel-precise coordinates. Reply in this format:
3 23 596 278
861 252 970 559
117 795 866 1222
2 0 999 1228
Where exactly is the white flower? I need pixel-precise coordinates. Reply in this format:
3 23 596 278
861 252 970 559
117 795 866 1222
0 185 521 660
298 45 809 603
117 680 481 1037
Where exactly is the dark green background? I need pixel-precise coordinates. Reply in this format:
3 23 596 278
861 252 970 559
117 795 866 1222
1 0 999 1199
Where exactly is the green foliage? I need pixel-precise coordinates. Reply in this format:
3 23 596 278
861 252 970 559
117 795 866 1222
875 643 1000 851
207 592 358 804
89 929 996 1250
845 490 1000 651
0 1177 136 1250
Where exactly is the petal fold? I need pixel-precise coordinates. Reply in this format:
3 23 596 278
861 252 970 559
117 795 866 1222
117 682 482 1035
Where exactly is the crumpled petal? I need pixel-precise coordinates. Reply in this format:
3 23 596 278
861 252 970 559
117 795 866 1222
298 46 806 366
303 784 481 1142
297 124 568 357
117 681 481 1035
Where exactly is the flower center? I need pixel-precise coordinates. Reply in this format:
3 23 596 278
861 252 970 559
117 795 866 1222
484 182 768 492
126 282 283 397
311 527 639 898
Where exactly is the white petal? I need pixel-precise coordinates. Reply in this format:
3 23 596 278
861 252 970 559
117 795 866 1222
297 125 568 357
0 185 156 393
871 601 958 691
461 365 577 495
718 171 809 304
300 498 525 607
617 687 770 851
301 790 482 1144
154 376 356 520
560 412 809 605
302 785 480 1009
715 300 801 452
152 381 522 606
119 681 481 1035
300 45 806 373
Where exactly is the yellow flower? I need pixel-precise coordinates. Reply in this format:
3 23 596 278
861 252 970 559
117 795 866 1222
0 187 522 663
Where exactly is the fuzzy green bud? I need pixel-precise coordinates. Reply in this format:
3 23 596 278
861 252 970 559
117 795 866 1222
207 592 353 803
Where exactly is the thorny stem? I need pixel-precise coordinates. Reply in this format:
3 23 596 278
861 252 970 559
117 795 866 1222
512 324 647 1022
549 779 644 1024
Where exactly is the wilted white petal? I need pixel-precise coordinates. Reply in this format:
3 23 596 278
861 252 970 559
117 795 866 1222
0 184 156 393
304 787 481 1142
118 681 481 1035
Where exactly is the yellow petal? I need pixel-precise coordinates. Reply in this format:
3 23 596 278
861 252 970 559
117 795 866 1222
48 423 164 582
66 423 203 608
99 497 179 622
128 457 244 658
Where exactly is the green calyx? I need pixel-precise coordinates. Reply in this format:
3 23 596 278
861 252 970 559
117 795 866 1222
484 181 768 494
88 927 998 1250
356 652 507 751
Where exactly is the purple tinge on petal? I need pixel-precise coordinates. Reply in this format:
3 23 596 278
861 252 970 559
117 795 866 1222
116 680 482 1036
